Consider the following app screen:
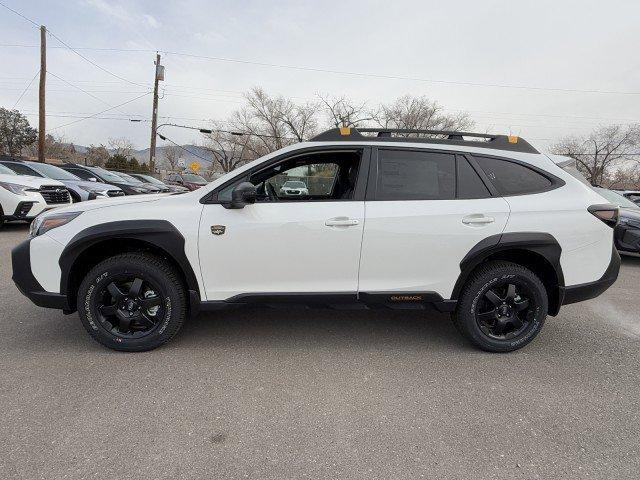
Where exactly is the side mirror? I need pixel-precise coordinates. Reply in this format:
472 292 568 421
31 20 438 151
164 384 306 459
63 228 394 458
226 182 257 209
88 177 97 182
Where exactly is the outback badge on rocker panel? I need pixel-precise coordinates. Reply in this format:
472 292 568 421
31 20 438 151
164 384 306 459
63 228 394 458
211 225 226 235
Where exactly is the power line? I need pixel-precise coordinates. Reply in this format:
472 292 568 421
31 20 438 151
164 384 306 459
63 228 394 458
12 69 39 108
0 2 39 28
45 30 147 87
50 91 151 130
3 42 640 96
46 70 115 107
156 133 213 163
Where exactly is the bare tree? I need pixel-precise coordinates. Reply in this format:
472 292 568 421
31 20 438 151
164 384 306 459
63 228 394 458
318 94 373 128
372 95 474 134
203 127 253 173
162 146 183 171
84 144 110 167
551 125 640 186
230 87 319 158
107 137 135 158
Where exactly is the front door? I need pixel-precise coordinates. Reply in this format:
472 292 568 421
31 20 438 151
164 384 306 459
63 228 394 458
198 148 368 301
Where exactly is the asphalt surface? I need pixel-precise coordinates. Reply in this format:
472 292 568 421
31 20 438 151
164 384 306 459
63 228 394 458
1 224 639 480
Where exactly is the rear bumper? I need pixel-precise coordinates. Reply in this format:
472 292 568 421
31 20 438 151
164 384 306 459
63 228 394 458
11 238 69 310
560 245 620 306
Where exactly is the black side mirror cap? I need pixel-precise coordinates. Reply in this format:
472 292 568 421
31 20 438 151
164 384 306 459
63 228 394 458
225 182 257 209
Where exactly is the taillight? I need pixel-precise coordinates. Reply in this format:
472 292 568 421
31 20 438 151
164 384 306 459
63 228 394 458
588 204 619 227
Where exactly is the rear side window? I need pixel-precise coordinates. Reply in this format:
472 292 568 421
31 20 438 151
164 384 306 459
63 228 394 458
474 156 552 195
376 150 455 200
457 156 491 199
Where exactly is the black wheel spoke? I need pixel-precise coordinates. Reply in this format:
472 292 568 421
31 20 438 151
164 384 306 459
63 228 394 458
107 282 125 301
477 310 497 323
139 313 156 327
493 320 505 335
139 296 161 310
485 290 502 306
511 316 524 329
100 304 118 316
116 310 132 331
514 299 530 312
129 278 144 297
506 284 516 301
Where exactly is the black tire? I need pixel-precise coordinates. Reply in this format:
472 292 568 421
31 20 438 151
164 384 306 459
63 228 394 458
453 261 548 353
0 205 4 229
77 252 187 351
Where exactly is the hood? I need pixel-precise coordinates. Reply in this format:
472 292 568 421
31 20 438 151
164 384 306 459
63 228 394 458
620 207 640 222
0 173 65 188
39 192 170 215
59 179 120 191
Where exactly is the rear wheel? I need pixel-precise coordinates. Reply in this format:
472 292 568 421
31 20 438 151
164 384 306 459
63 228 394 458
453 261 548 352
77 252 187 351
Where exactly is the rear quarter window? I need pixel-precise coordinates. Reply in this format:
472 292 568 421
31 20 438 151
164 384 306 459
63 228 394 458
474 156 553 196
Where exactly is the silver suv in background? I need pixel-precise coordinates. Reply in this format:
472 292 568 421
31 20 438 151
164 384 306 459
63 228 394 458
0 159 124 202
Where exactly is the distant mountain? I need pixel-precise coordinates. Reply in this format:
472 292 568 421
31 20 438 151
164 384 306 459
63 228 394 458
130 145 215 170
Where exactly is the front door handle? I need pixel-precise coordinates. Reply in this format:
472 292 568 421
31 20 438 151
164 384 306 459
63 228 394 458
325 217 360 227
462 215 495 225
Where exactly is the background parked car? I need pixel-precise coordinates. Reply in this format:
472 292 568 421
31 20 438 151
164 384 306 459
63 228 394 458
0 163 71 228
618 190 640 206
594 187 640 255
60 164 155 195
164 172 208 191
0 159 124 202
279 180 309 197
129 173 189 193
111 171 164 193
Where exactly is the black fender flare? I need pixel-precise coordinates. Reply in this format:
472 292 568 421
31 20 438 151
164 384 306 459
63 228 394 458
451 232 564 314
59 220 200 302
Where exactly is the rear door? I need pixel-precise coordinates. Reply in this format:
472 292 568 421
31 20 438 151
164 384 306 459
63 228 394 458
358 148 510 299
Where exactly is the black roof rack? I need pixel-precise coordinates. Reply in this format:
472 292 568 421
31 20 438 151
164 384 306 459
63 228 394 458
309 127 539 154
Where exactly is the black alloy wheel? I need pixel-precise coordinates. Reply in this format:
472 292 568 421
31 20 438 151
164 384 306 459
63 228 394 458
77 252 187 351
97 275 164 339
475 281 534 340
453 261 548 352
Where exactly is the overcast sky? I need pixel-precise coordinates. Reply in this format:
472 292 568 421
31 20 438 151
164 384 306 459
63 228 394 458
1 0 639 152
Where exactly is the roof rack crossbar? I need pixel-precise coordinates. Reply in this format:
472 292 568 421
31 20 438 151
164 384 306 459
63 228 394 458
309 127 539 154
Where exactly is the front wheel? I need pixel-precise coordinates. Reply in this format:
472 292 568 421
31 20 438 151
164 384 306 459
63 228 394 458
77 253 187 351
453 261 548 352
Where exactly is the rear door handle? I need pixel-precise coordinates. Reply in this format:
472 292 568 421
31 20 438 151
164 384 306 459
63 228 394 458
325 217 360 227
462 215 495 225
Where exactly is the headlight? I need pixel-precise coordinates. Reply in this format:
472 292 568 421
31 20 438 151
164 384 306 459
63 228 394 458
131 186 149 193
30 211 82 237
0 181 38 196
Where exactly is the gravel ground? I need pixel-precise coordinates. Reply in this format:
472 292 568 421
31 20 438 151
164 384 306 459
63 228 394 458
1 223 638 479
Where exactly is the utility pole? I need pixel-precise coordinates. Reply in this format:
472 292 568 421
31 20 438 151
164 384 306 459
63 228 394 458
149 53 163 172
38 25 46 163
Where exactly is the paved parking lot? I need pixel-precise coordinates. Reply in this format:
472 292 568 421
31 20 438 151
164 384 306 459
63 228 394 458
1 224 639 479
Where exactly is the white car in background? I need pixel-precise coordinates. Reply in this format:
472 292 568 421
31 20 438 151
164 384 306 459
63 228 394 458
279 180 309 197
0 163 72 228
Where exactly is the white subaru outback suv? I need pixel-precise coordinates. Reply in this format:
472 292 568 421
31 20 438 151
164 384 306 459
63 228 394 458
12 128 620 352
0 163 72 228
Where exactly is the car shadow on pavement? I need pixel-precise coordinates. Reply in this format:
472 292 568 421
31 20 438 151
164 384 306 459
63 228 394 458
177 306 472 353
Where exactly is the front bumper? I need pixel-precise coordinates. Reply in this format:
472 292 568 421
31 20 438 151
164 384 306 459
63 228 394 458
11 238 69 310
614 222 640 254
560 245 621 306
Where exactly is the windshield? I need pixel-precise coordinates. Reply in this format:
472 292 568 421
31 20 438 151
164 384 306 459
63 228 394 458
594 187 639 209
134 174 164 186
283 181 306 188
182 173 207 184
86 166 135 184
115 172 144 184
0 164 15 175
26 162 80 181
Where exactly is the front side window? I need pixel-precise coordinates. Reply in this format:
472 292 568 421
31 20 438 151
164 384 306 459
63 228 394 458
376 150 455 201
68 168 94 181
217 150 361 203
474 156 552 196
